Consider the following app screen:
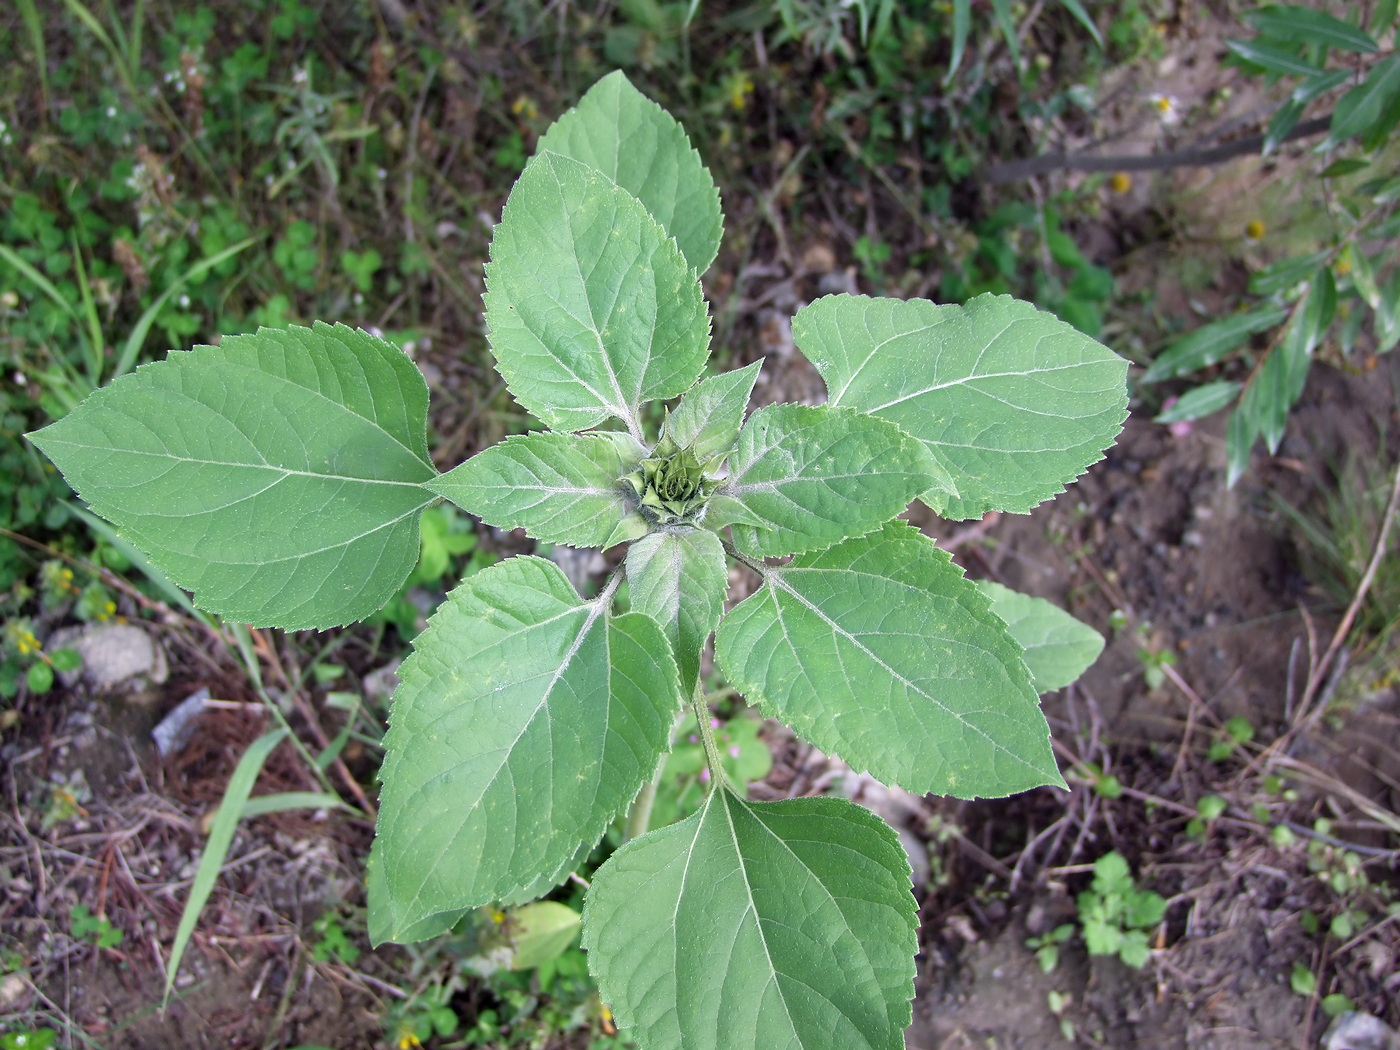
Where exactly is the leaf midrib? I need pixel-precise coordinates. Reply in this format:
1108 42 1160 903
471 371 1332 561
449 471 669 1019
397 594 609 916
51 440 435 489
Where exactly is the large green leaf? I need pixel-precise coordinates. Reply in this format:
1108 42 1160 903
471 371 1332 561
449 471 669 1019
536 70 723 275
708 403 943 558
27 323 436 628
793 294 1127 520
974 581 1104 693
625 527 727 688
368 556 681 944
715 522 1061 798
432 431 642 548
583 790 916 1050
484 151 710 435
664 360 763 461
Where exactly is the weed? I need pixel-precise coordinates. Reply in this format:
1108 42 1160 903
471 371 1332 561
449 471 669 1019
0 1031 57 1050
1076 851 1166 969
69 904 123 950
1207 715 1255 762
1274 451 1400 648
1027 922 1076 973
1142 2 1400 484
310 909 361 966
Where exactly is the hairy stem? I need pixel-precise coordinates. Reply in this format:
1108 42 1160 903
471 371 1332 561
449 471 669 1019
624 768 660 842
688 681 733 795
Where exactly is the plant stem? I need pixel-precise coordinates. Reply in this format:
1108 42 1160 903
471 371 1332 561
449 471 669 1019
624 770 660 842
688 681 732 795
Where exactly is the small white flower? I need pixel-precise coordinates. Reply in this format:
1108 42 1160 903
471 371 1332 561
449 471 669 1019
106 106 117 117
1148 93 1180 125
178 295 190 308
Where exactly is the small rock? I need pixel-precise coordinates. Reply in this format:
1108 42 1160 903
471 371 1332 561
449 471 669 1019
0 971 30 1010
151 688 212 758
800 242 837 273
1324 1012 1400 1050
48 623 169 695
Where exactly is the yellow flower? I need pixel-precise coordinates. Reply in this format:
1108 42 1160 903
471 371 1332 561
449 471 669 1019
1244 220 1265 241
396 1030 422 1049
1109 172 1132 194
16 630 39 657
726 73 754 112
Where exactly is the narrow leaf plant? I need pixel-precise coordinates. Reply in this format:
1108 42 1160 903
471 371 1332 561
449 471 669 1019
29 72 1128 1050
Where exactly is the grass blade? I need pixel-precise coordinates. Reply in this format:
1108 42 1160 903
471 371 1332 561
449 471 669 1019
989 0 1023 70
945 0 971 84
1059 0 1104 48
0 245 79 321
69 241 105 388
16 0 49 115
60 0 137 96
165 728 287 1001
64 502 207 620
114 235 261 378
236 791 347 819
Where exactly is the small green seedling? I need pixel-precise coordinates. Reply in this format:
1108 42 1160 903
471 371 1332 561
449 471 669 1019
0 1030 57 1050
1187 793 1228 838
29 73 1127 1049
1207 715 1255 762
1077 851 1166 969
1026 922 1075 973
386 984 458 1050
310 909 361 966
70 904 123 950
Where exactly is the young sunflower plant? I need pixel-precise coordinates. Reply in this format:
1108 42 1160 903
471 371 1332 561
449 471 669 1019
30 73 1127 1050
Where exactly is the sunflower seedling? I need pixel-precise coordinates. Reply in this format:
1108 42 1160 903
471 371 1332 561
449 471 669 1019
29 73 1128 1050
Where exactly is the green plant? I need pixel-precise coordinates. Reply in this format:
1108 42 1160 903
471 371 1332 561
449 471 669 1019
0 1030 57 1050
1026 922 1075 972
69 904 123 950
1273 451 1400 646
646 708 774 829
28 72 1128 1050
1207 714 1256 762
1077 851 1166 969
386 983 459 1050
1144 2 1400 484
0 616 81 698
1186 793 1228 838
310 908 361 966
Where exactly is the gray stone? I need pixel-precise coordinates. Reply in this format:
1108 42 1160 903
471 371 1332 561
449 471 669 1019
48 623 169 694
1325 1013 1400 1050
